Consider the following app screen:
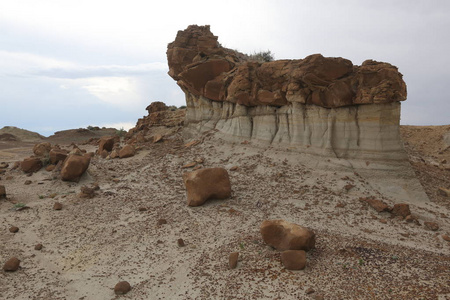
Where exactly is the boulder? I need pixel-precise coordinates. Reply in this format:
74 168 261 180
60 154 91 182
20 157 42 173
119 145 135 158
49 149 68 164
146 101 168 114
260 219 316 251
3 257 20 271
281 250 307 270
0 185 5 199
98 136 115 154
182 167 231 206
33 142 51 157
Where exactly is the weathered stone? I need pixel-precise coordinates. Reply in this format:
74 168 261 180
34 243 43 250
20 157 42 173
363 198 390 212
424 222 439 231
33 142 51 157
3 257 20 271
114 281 131 295
49 149 68 164
260 220 316 251
183 167 231 206
60 154 90 182
157 219 167 226
45 165 55 172
119 145 135 158
98 136 115 154
281 250 307 270
392 203 411 218
229 252 239 269
146 101 168 114
178 238 185 247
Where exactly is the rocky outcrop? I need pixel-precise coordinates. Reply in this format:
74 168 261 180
167 25 408 161
260 220 316 251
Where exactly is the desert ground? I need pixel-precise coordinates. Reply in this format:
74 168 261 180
0 123 449 300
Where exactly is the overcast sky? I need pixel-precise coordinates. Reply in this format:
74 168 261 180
1 0 449 136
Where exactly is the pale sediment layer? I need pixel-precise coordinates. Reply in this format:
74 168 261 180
185 94 406 161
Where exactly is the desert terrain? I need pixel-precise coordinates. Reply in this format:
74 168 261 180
0 118 449 300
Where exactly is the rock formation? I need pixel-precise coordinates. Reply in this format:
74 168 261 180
167 25 408 161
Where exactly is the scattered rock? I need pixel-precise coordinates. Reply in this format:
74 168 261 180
229 252 239 269
442 235 450 242
178 238 185 247
45 165 55 172
114 281 131 295
157 219 167 226
9 226 19 233
98 136 115 154
0 162 9 168
34 244 43 250
53 202 63 210
362 197 390 212
183 167 232 206
20 157 43 173
138 207 147 212
260 219 316 251
424 222 439 231
306 288 316 295
391 203 411 218
0 185 5 199
182 162 197 169
3 257 20 271
119 145 135 159
79 186 96 198
153 134 163 143
33 142 51 157
281 250 307 270
49 149 68 164
60 154 91 182
24 180 32 185
437 187 450 197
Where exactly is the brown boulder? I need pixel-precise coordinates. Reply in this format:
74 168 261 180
53 202 63 210
49 149 68 164
20 157 42 173
3 257 20 271
182 167 231 206
281 250 307 270
60 154 91 182
98 136 115 154
119 145 135 158
33 142 51 157
391 203 411 218
146 101 168 114
260 219 316 251
0 185 5 199
363 197 390 212
114 281 131 295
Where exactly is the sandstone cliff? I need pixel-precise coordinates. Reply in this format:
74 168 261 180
167 25 408 161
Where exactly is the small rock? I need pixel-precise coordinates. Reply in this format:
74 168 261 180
442 235 450 242
157 219 167 226
260 219 315 251
53 202 63 210
0 185 5 199
230 166 239 171
34 243 43 250
24 180 32 185
45 165 55 172
281 250 307 270
424 222 439 231
229 252 239 269
344 184 355 191
138 207 147 212
9 226 19 233
363 197 389 212
119 145 135 159
306 288 315 295
177 238 185 247
61 154 91 182
437 187 450 197
392 203 411 218
114 281 131 295
405 215 414 223
3 257 20 271
182 162 197 169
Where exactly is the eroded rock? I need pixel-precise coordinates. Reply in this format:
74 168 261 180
60 154 91 182
119 145 135 158
183 167 231 206
281 250 307 270
114 281 131 295
260 220 315 251
3 257 20 272
20 157 42 173
0 185 5 199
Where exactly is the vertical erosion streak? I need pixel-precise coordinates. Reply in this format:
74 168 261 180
355 106 360 147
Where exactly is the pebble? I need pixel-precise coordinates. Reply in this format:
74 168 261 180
34 243 43 250
229 252 239 269
9 226 19 233
53 202 63 210
3 257 20 271
177 238 185 247
157 219 167 226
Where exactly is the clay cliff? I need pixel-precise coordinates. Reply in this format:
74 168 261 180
167 25 409 161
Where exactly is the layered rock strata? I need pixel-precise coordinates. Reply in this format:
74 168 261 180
167 25 408 161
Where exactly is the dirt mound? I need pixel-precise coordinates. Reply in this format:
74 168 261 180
46 128 119 144
0 126 44 142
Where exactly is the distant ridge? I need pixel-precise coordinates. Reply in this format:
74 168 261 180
0 126 45 142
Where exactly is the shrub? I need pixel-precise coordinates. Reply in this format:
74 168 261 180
248 50 275 63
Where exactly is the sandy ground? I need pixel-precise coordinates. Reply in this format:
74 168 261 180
0 127 449 299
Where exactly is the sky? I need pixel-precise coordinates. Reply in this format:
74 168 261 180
1 0 449 136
